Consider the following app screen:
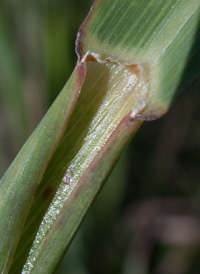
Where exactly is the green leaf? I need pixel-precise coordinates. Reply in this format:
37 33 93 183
0 68 84 273
12 58 144 274
0 0 199 273
79 0 200 115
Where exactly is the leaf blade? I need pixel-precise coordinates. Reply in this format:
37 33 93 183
0 68 84 273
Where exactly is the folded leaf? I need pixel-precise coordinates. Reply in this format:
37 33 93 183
0 68 85 273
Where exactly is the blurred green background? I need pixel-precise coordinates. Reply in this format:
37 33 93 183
0 1 200 273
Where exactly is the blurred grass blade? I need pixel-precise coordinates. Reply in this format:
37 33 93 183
0 0 199 273
0 13 29 161
0 68 85 273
